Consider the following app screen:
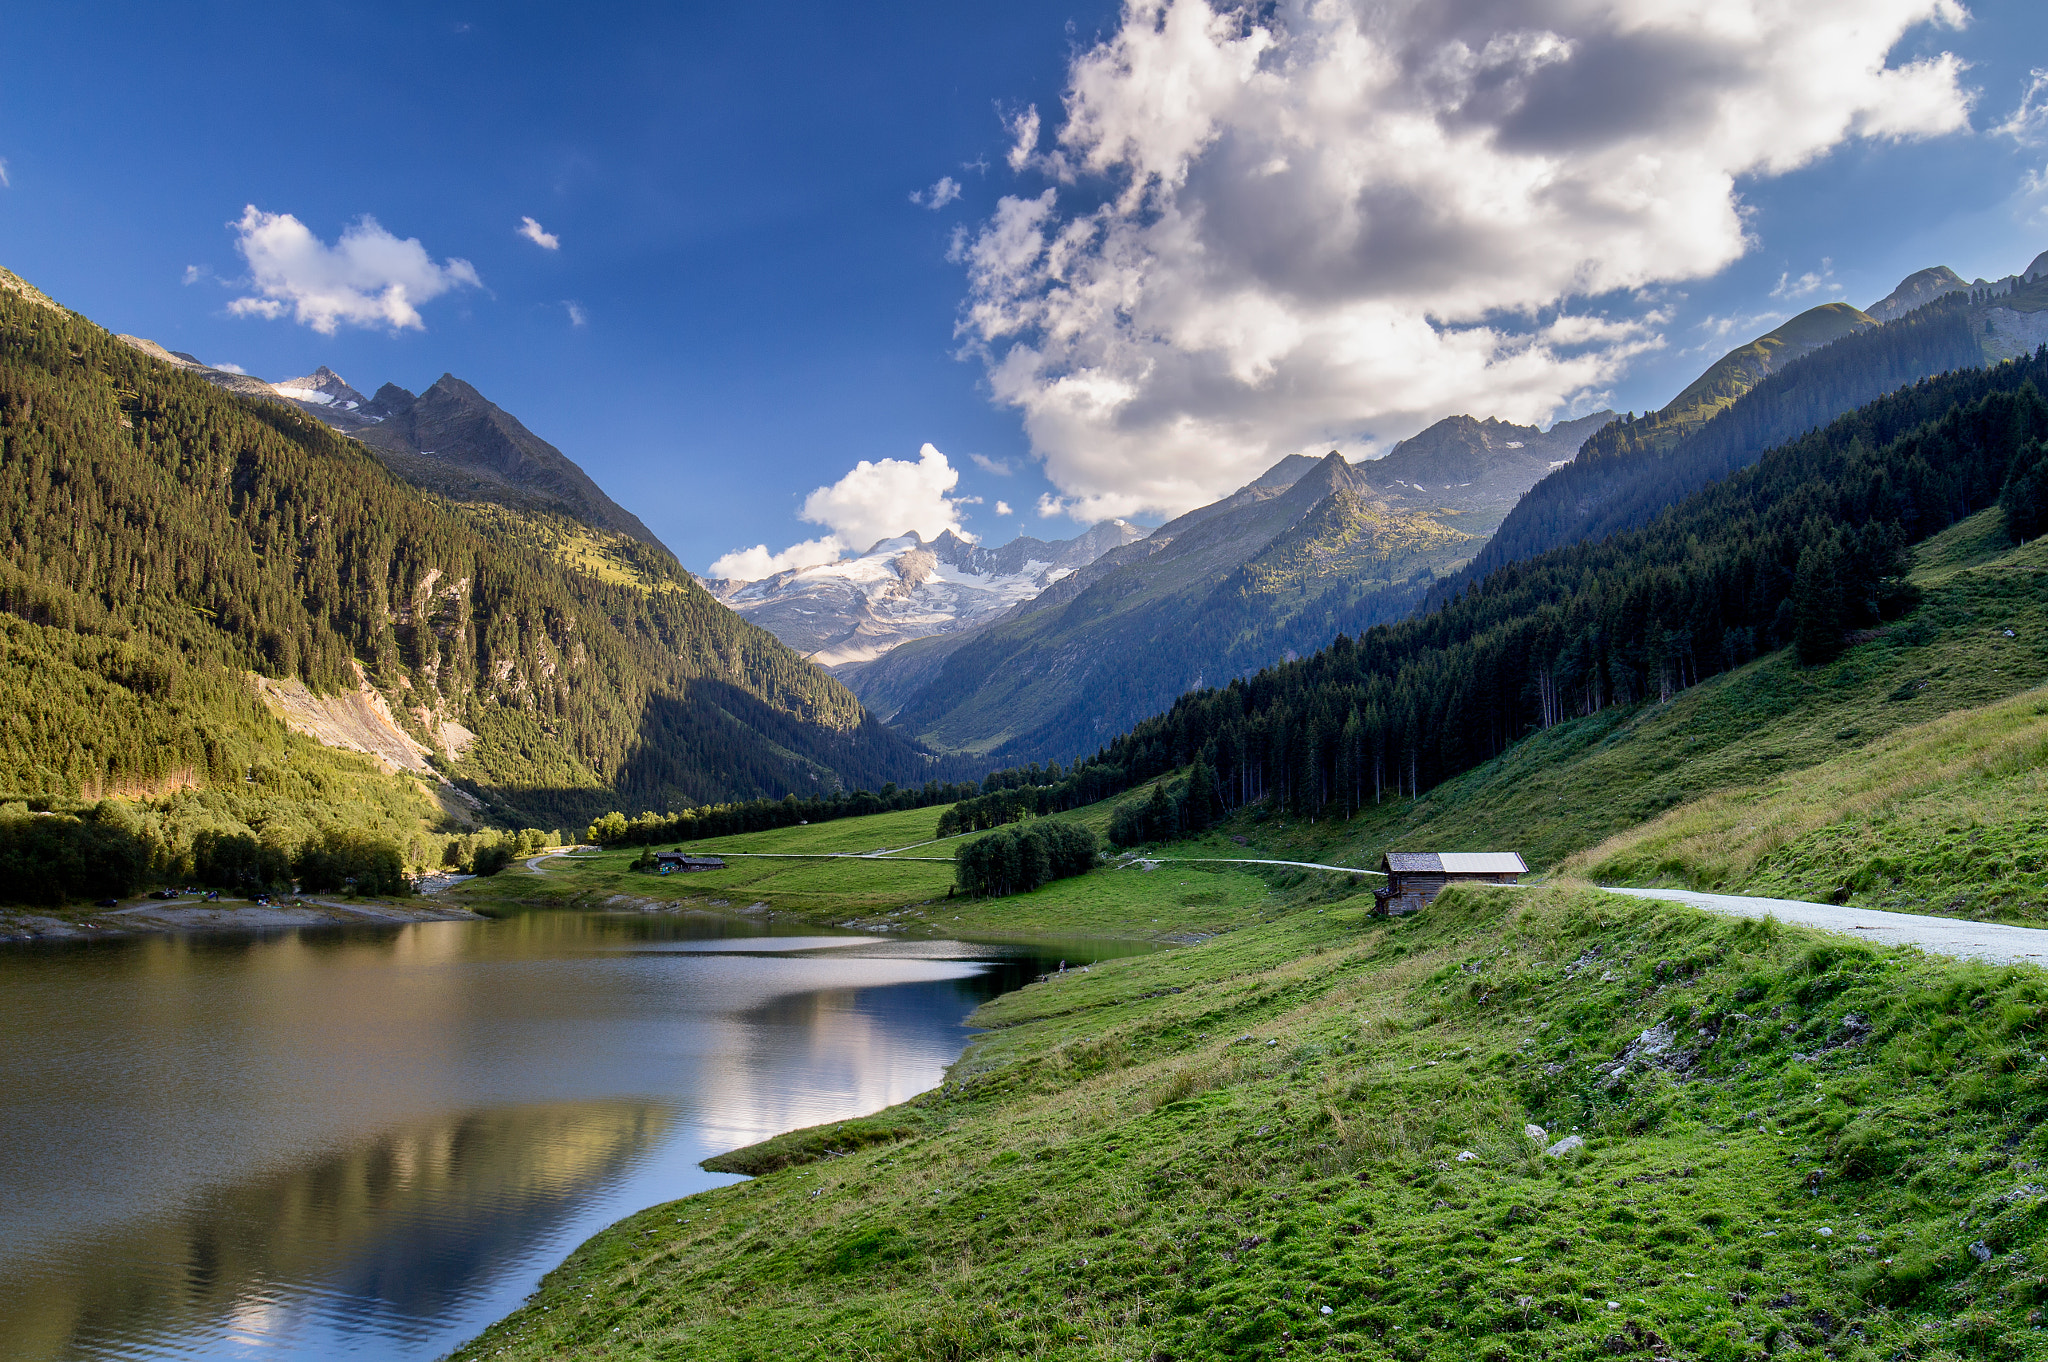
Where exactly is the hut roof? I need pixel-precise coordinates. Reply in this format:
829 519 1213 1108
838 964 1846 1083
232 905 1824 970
1379 851 1527 874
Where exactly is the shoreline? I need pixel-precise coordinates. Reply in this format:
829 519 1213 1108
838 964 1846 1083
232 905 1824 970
0 896 485 944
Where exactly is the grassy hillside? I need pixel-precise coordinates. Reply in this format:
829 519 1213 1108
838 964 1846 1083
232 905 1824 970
1226 509 2048 909
1569 682 2048 918
455 878 2048 1361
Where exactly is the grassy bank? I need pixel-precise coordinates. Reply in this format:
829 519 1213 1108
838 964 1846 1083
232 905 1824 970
447 822 1291 942
455 877 2048 1361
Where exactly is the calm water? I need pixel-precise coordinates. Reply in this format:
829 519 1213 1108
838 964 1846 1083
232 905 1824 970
0 912 1143 1361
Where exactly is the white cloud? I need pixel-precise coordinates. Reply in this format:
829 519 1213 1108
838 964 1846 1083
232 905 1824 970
565 300 588 327
0 158 10 189
911 176 964 209
800 443 972 549
1005 106 1038 172
518 216 561 250
711 444 977 580
995 500 1014 517
958 0 1975 522
182 265 204 285
226 206 480 334
970 452 1014 475
707 536 845 581
1997 68 2048 145
210 361 248 374
1771 259 1842 300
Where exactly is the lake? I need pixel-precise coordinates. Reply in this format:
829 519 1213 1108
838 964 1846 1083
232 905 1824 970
0 911 1143 1361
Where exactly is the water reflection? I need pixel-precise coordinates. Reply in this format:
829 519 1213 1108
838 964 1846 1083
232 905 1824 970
0 1101 665 1359
0 914 1143 1361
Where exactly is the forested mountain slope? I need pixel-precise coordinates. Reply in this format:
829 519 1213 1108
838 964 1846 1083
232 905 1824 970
114 337 676 592
0 268 936 830
1076 349 2048 824
1455 283 2017 591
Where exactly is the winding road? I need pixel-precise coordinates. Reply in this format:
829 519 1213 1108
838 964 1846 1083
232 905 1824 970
1602 886 2048 967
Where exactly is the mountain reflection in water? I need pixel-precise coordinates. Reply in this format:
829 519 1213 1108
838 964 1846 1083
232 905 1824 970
0 1101 665 1359
0 913 1140 1360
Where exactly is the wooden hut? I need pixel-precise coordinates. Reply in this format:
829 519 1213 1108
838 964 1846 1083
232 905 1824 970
1373 851 1526 915
655 851 727 873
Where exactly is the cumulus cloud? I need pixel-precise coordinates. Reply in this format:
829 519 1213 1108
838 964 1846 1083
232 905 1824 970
995 500 1015 517
518 216 561 249
0 158 10 189
958 0 1975 522
710 444 976 580
209 361 248 374
564 300 588 327
970 452 1015 475
911 176 964 209
227 206 480 334
707 536 846 581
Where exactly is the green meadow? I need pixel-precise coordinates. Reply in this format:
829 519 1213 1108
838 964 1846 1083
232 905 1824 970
454 879 2048 1361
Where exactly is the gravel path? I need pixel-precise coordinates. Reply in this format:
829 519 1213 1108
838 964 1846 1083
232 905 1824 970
1602 886 2048 966
1134 856 1385 875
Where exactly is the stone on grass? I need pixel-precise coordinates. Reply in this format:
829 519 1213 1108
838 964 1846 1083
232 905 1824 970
1456 1150 1480 1162
1525 1124 1547 1143
1545 1135 1585 1158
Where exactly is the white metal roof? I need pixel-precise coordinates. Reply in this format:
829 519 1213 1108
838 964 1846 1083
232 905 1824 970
1436 852 1527 874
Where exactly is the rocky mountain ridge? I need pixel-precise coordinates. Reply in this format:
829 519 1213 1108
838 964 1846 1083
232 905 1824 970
705 520 1146 667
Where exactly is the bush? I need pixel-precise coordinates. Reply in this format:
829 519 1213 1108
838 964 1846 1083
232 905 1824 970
955 820 1098 897
471 840 515 876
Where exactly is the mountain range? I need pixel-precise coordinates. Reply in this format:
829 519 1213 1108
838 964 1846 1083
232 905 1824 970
839 409 1614 761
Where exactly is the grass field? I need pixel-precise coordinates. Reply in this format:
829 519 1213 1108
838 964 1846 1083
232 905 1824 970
445 814 1294 940
453 878 2048 1361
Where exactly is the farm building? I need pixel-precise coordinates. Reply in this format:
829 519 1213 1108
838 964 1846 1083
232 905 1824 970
655 851 727 873
1373 851 1526 915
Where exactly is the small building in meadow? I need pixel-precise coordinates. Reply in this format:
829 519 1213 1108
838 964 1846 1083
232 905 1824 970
655 851 726 873
1373 851 1526 915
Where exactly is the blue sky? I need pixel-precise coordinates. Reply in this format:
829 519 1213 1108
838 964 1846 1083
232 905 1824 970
3 2 2046 575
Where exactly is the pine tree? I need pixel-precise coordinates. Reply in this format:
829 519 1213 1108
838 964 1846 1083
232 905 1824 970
1182 757 1220 832
2001 439 2048 543
1792 538 1846 665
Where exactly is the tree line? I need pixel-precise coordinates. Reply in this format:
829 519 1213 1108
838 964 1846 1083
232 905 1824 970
953 820 1098 897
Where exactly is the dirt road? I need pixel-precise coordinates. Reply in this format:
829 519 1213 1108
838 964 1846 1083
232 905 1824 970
1602 886 2048 966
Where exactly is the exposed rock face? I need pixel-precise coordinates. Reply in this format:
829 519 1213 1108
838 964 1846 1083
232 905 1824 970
1359 410 1616 533
704 520 1148 668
